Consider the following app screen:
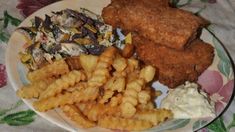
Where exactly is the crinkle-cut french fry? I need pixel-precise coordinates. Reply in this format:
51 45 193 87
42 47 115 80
98 116 152 131
112 57 127 72
137 101 155 110
34 48 117 111
33 87 99 112
39 70 86 100
98 90 114 104
121 79 145 118
103 77 115 90
113 77 125 92
142 86 157 100
87 47 116 88
75 101 96 115
113 58 139 79
76 101 96 113
88 69 110 88
66 82 87 92
76 103 121 121
96 46 117 69
85 71 92 80
109 94 122 107
65 56 82 70
126 58 139 73
133 108 173 125
61 105 96 128
27 59 69 82
126 70 139 83
138 90 151 104
79 54 98 72
17 78 55 99
104 77 125 92
112 71 127 78
139 65 156 82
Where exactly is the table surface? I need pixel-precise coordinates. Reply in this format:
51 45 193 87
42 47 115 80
0 0 235 132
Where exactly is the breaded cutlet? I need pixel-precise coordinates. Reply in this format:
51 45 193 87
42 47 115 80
102 0 209 50
134 36 214 88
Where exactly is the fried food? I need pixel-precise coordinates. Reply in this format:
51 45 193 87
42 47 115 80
33 47 117 112
33 87 99 112
133 108 173 125
121 79 145 118
109 94 123 107
98 116 153 131
104 76 126 92
102 0 208 50
17 78 55 99
88 68 110 87
137 0 170 8
99 64 155 119
96 46 117 69
87 47 117 87
79 54 98 72
61 105 96 128
137 102 155 110
66 82 87 92
39 70 86 100
138 90 151 104
76 102 121 121
112 57 127 72
15 3 186 129
65 56 82 70
126 58 140 73
27 59 69 82
135 36 214 88
98 90 114 104
140 65 156 82
122 44 135 58
18 45 174 130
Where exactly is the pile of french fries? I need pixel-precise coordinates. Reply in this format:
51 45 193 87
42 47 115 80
17 46 173 131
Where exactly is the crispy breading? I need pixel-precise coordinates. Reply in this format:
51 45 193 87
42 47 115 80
102 0 208 50
134 36 214 88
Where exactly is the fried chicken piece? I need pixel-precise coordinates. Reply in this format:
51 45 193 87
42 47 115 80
102 0 209 50
134 36 214 88
133 0 170 8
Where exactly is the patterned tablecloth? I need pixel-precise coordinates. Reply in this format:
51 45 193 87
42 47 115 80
0 0 235 132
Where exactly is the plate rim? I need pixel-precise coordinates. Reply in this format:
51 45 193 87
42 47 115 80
194 27 235 131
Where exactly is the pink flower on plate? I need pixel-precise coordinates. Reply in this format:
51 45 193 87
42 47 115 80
198 70 234 114
16 0 60 17
0 64 7 88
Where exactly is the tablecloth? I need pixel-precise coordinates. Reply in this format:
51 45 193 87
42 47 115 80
0 0 235 132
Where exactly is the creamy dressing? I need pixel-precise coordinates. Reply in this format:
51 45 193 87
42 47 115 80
161 81 215 118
